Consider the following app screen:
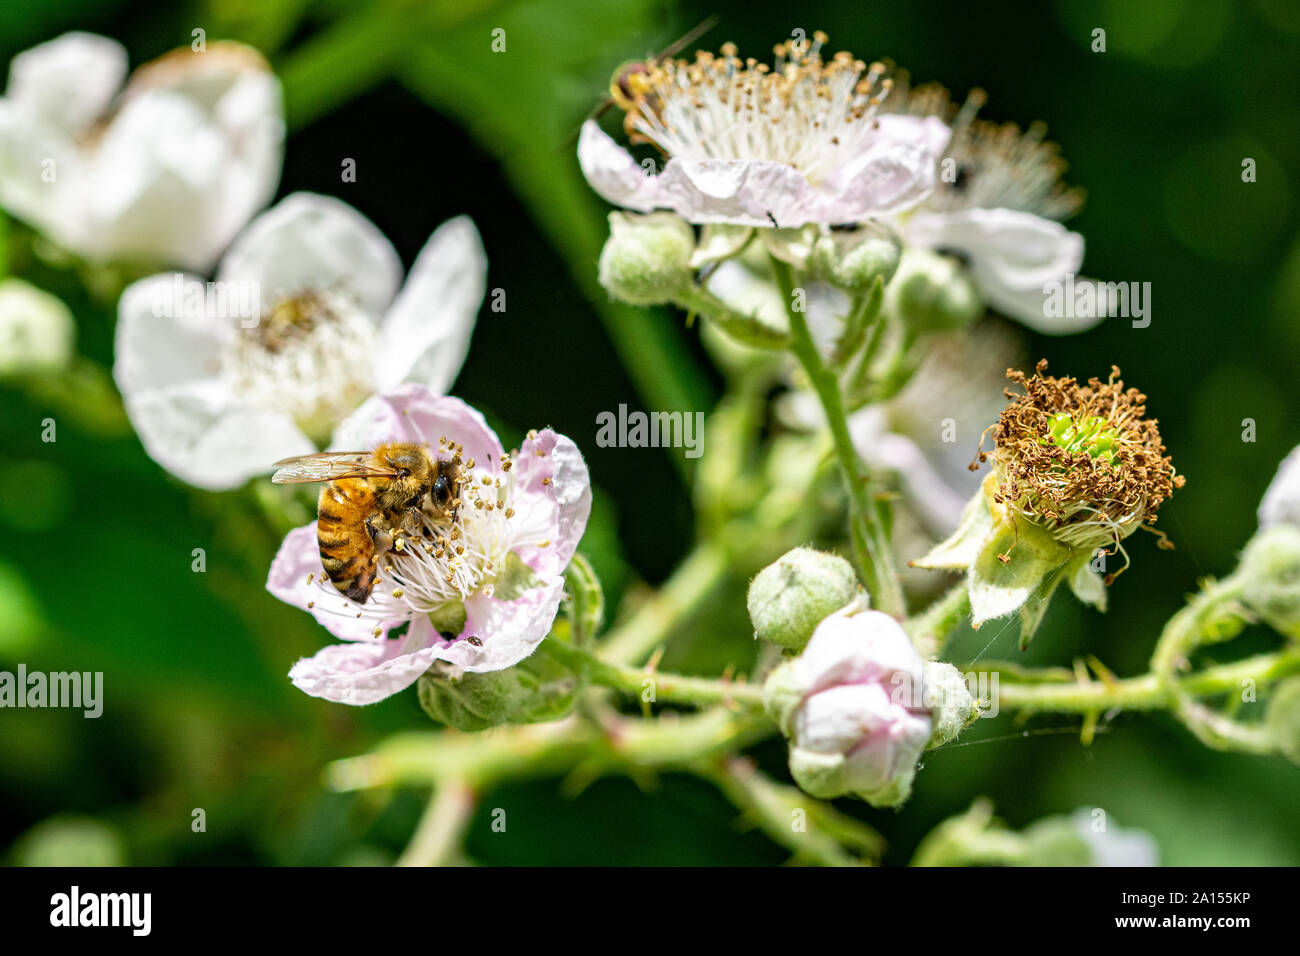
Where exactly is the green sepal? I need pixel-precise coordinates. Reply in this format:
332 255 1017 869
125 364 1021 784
967 514 1070 630
417 644 580 732
912 481 994 571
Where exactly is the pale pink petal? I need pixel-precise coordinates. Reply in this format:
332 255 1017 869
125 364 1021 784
288 624 443 706
329 387 503 478
441 577 567 673
509 430 592 578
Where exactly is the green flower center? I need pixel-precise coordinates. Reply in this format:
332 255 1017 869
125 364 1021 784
1044 412 1118 464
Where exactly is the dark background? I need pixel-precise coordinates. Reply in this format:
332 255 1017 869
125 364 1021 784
1 0 1297 864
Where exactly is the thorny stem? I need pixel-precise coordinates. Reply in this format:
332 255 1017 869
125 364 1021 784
987 648 1300 715
395 779 476 867
327 708 774 791
545 637 766 710
1149 574 1277 753
769 255 905 616
698 757 882 866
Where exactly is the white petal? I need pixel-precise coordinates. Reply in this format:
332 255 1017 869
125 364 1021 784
373 216 486 392
0 99 83 247
1260 445 1300 530
115 44 284 269
5 32 126 135
874 114 952 162
577 120 658 211
329 388 503 476
510 430 593 579
114 274 234 397
218 192 401 317
116 277 314 489
125 383 314 490
907 208 1086 330
86 91 229 269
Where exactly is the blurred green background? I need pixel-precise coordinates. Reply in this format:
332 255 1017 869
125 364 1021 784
1 0 1298 865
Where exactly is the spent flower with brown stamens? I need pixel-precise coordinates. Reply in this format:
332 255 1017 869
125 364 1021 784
914 360 1186 642
976 359 1183 553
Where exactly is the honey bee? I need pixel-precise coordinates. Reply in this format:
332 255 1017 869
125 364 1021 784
271 443 461 604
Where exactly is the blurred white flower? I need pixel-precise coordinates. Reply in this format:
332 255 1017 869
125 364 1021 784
1259 444 1300 530
579 33 943 228
0 32 282 271
0 277 74 375
114 193 487 490
1069 809 1159 866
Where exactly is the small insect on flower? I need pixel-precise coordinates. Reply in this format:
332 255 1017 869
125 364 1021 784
974 359 1184 571
272 443 462 603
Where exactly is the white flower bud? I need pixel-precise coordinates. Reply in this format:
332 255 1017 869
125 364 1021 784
763 604 932 807
1237 524 1300 640
812 221 901 291
0 278 74 376
597 211 695 305
922 661 979 747
747 547 861 649
886 247 982 333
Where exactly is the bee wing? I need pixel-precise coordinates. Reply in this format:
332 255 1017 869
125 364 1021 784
270 451 397 484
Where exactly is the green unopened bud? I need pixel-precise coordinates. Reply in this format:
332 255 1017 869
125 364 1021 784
886 248 982 333
597 211 695 305
812 222 901 291
1237 525 1300 639
923 661 979 748
0 278 75 376
1267 677 1300 764
417 650 579 731
747 547 862 649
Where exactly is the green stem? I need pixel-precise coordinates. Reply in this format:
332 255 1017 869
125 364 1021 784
598 540 731 665
545 637 766 710
987 648 1300 715
1148 574 1276 752
395 780 476 867
675 285 792 350
768 256 905 616
327 708 773 791
905 582 971 658
700 758 880 866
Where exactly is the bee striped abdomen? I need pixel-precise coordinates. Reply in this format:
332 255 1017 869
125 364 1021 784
317 479 379 603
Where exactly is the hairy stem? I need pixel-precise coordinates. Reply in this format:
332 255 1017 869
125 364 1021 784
546 637 766 710
987 648 1300 715
769 256 905 615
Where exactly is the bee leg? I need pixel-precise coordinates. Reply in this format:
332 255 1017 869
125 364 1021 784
366 513 394 553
